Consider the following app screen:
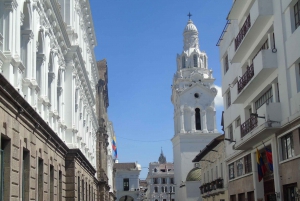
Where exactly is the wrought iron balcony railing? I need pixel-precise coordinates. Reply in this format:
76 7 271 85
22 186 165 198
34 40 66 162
235 14 251 50
237 64 254 93
240 116 258 137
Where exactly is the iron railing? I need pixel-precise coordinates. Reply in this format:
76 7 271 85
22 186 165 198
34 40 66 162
235 14 251 50
237 64 254 93
240 116 258 137
200 178 224 194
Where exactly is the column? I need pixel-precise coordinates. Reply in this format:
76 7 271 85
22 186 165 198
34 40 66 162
179 106 185 133
201 110 208 133
3 1 16 54
272 83 279 103
271 136 281 199
191 109 196 132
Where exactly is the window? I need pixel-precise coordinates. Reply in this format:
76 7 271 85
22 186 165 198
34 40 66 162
228 124 233 142
22 150 30 201
50 165 54 200
230 194 236 201
283 183 297 201
247 191 255 201
154 186 158 193
224 54 229 74
235 117 241 128
123 178 129 191
215 166 218 179
182 56 186 68
296 63 300 92
227 91 231 108
220 163 223 178
236 158 243 177
244 154 252 174
255 87 273 110
78 176 80 201
238 193 245 201
38 158 44 201
170 177 174 184
281 133 295 160
229 163 234 179
195 108 201 130
59 171 62 201
153 178 158 184
165 186 168 192
193 54 198 67
294 0 300 29
161 186 164 192
162 178 166 184
207 171 209 182
211 169 213 181
0 148 3 201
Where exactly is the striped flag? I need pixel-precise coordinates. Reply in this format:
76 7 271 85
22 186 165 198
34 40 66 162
265 147 273 172
256 148 267 182
112 136 118 159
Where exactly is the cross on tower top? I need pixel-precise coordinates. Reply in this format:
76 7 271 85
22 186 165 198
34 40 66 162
187 12 192 19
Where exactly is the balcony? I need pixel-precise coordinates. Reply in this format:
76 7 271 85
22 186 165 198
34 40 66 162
231 0 273 63
200 178 224 197
227 0 249 20
240 116 258 138
234 102 282 150
235 15 251 51
231 49 278 104
237 64 254 94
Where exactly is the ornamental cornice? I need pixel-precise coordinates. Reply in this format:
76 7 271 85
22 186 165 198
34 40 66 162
5 0 18 10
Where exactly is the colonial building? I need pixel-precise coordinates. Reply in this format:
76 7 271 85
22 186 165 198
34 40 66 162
0 0 114 200
114 162 142 201
192 134 227 201
171 18 221 201
145 151 175 201
218 0 300 200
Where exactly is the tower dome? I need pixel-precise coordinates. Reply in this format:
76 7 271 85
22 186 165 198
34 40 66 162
184 20 198 33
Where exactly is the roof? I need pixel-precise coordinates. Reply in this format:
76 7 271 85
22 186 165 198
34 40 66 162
192 134 224 162
184 19 198 33
186 167 201 181
114 163 137 170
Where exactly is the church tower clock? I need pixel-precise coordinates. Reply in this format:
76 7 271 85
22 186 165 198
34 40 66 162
171 17 221 201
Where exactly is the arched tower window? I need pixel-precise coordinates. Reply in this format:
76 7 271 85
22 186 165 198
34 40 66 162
193 55 198 67
182 56 186 68
195 108 201 130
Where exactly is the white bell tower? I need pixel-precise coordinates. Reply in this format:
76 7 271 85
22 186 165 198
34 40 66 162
171 17 221 201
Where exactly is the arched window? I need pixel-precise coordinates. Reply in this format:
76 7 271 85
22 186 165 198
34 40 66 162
195 108 201 130
193 55 198 67
182 56 186 68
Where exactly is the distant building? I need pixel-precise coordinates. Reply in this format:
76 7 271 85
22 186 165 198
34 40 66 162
114 162 142 201
192 134 227 201
218 0 300 200
145 150 175 201
171 18 221 201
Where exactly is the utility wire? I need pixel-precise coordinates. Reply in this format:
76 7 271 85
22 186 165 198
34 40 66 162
116 135 171 142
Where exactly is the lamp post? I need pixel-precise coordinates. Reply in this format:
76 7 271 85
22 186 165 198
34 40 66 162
166 191 175 201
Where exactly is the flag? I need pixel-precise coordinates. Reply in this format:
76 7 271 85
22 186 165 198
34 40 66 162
256 148 267 182
112 136 118 159
265 147 273 172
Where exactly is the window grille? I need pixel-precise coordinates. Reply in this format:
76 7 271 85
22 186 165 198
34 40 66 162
281 133 294 160
224 55 229 74
236 159 243 177
255 87 273 110
244 154 252 174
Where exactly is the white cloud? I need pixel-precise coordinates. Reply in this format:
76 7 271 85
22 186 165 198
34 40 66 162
214 85 223 107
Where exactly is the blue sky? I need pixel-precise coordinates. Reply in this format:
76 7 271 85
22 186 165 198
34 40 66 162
90 0 232 179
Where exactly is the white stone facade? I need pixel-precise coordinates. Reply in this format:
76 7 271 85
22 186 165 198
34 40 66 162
171 19 221 201
114 162 142 201
219 0 300 200
145 162 175 201
0 0 98 167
